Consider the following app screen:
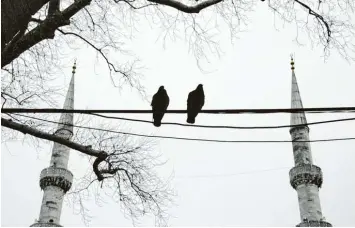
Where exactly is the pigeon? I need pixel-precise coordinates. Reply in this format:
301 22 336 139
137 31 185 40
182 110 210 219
151 86 170 127
186 84 205 124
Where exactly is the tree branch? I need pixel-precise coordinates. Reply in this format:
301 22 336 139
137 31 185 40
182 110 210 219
1 117 104 157
114 0 158 10
48 0 60 15
1 117 109 180
1 0 93 68
146 0 223 13
294 0 331 43
56 28 130 78
93 153 110 181
1 0 51 47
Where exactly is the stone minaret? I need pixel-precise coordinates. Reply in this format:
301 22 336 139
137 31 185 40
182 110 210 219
288 58 332 227
31 61 76 227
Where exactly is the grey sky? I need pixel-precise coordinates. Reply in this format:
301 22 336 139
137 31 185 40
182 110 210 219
1 4 355 227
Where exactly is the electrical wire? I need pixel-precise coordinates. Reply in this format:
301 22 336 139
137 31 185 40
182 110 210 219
88 113 355 129
2 107 355 114
10 114 355 144
11 112 355 130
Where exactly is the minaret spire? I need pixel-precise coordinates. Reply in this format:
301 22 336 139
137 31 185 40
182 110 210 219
56 59 76 139
31 61 76 227
290 57 308 127
288 58 332 227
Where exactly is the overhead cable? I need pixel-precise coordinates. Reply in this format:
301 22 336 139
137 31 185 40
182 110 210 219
10 114 355 144
12 113 355 130
88 113 355 129
2 107 355 114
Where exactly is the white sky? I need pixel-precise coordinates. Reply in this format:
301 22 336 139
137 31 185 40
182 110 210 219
1 3 355 227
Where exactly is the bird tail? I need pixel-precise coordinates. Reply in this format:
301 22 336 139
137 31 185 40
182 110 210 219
153 119 161 127
153 113 163 127
186 115 195 124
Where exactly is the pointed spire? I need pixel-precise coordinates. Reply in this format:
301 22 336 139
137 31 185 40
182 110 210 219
290 57 308 127
57 60 76 137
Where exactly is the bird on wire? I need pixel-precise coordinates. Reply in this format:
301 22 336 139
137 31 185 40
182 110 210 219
187 84 205 124
151 86 170 127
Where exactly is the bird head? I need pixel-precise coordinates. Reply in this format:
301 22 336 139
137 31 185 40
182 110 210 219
197 84 203 90
159 86 165 91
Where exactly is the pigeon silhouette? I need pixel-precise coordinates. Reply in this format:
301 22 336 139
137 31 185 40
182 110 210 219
186 84 205 124
151 86 170 127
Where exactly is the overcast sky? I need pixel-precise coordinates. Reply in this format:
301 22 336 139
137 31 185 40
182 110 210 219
1 3 355 227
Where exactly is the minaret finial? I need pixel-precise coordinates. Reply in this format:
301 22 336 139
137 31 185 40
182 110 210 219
72 58 77 75
290 54 295 71
290 56 307 127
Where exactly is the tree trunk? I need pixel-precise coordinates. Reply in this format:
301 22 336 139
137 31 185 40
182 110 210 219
1 0 50 48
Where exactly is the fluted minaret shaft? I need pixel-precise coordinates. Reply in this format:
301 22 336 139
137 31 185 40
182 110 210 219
31 62 76 227
288 58 332 227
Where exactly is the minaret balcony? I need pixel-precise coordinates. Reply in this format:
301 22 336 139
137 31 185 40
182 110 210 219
296 220 332 227
289 164 323 189
39 167 73 193
30 222 62 227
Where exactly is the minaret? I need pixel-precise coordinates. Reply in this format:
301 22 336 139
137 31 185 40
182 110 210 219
31 61 76 227
288 58 332 227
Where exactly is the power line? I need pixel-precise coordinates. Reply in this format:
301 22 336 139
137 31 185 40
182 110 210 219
13 113 355 131
11 114 355 144
88 113 355 129
2 107 355 114
11 112 355 130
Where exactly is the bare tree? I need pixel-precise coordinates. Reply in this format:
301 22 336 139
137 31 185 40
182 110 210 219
1 0 354 225
2 113 174 225
1 0 354 109
2 0 354 108
67 119 174 226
